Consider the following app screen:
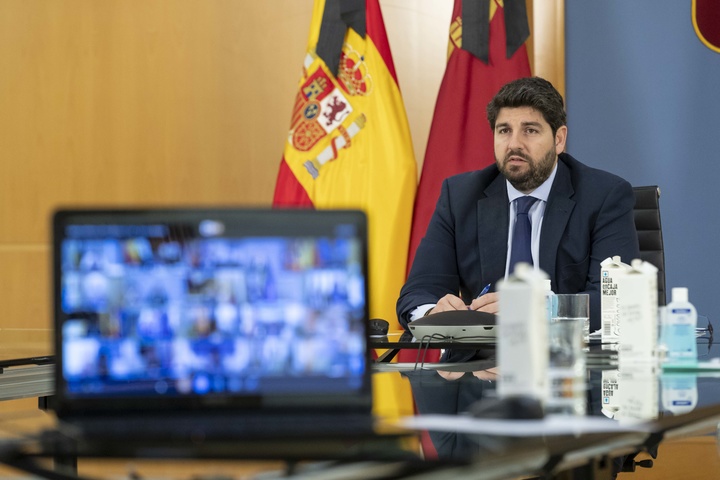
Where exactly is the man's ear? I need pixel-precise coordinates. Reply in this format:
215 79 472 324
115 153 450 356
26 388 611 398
555 125 568 154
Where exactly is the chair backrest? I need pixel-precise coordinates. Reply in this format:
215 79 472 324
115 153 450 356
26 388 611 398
633 186 666 305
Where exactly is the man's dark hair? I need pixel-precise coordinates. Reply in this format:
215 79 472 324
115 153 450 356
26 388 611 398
486 77 567 135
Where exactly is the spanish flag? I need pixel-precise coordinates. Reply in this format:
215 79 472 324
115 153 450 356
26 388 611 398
274 0 417 333
407 0 531 268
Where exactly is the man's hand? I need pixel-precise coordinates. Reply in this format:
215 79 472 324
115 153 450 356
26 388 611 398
427 293 468 315
425 292 500 316
467 292 500 314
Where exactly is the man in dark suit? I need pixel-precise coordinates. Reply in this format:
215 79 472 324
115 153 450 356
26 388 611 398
397 77 639 332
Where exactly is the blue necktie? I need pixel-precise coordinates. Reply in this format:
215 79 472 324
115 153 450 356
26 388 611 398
509 196 538 274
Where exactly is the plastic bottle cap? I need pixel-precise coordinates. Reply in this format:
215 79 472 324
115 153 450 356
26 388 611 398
672 287 688 303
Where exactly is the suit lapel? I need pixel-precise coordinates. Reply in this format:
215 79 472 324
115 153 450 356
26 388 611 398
539 159 575 282
478 175 509 285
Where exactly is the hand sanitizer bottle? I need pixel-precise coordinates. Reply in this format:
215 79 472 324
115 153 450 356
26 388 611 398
543 278 554 322
661 373 698 415
664 287 698 365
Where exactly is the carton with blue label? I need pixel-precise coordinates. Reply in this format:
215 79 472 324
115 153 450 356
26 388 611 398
600 256 631 343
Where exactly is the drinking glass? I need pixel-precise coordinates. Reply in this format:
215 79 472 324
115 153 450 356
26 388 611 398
551 294 590 343
547 317 586 415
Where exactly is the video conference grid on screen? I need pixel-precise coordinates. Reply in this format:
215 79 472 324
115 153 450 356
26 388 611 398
60 222 366 397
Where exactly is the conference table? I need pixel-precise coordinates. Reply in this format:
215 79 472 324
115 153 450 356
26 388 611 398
368 318 719 479
0 322 718 480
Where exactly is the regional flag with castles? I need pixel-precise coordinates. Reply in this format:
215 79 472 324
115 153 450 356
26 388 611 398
274 0 417 330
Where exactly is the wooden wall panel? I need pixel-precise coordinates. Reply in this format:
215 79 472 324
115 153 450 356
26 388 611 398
0 0 314 245
0 248 51 344
0 0 315 338
381 0 453 172
531 0 565 96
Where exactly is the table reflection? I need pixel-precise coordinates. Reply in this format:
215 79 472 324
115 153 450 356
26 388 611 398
401 359 497 459
371 319 719 467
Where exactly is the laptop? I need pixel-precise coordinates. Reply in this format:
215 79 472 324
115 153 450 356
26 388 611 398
408 310 497 343
50 208 377 449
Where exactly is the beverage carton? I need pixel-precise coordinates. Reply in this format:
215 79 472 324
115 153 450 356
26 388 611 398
600 256 631 343
617 259 658 363
497 263 549 402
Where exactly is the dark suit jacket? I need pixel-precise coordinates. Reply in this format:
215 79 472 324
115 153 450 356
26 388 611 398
397 153 640 331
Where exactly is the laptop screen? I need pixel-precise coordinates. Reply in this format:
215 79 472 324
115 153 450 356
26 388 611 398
52 208 370 414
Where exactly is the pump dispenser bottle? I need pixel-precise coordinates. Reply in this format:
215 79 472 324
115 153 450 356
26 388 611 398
543 279 554 321
664 287 698 365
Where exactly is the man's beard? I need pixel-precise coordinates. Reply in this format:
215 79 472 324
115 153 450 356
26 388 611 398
497 147 557 192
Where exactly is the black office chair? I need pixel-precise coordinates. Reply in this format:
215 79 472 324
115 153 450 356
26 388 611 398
633 185 666 306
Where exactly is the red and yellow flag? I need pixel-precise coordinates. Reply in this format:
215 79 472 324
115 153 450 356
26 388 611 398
407 0 531 269
273 0 417 330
